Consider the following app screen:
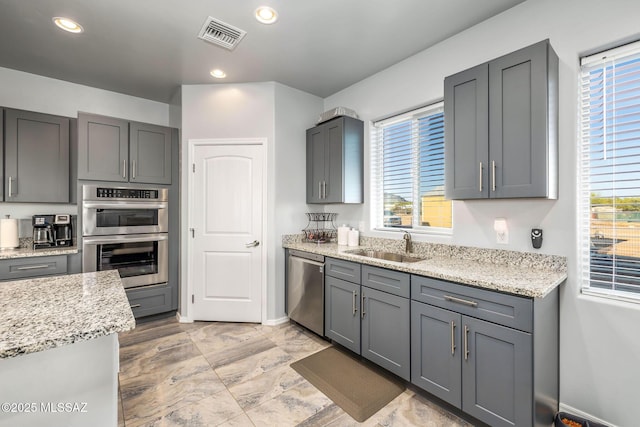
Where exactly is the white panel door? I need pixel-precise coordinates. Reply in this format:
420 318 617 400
191 143 263 322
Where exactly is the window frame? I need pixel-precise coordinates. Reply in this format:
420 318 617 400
579 40 640 303
371 101 452 235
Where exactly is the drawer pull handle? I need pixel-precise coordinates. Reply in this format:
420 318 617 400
444 295 478 307
352 291 357 315
16 264 50 270
451 321 456 355
464 324 470 361
130 304 141 309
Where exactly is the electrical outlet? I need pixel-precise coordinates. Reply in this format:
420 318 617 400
496 229 509 244
494 218 509 244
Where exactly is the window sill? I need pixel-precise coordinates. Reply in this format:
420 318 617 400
581 287 640 305
373 226 453 237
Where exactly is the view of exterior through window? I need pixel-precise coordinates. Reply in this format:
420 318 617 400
580 42 640 297
373 103 452 230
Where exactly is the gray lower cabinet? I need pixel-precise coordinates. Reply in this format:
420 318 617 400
325 275 361 353
361 285 410 380
78 113 172 184
306 116 363 204
0 255 68 281
3 109 70 203
411 275 558 427
324 258 410 381
126 283 172 319
445 39 558 200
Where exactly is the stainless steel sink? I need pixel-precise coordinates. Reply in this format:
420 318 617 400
345 249 426 263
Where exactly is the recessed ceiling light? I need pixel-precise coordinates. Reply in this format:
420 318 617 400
255 6 278 24
52 17 84 34
210 69 226 79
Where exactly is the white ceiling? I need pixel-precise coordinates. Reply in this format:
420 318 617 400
0 0 525 103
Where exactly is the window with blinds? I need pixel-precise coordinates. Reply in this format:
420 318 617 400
371 102 452 231
580 40 640 299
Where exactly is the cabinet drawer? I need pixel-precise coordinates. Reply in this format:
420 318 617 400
411 275 532 332
362 265 410 298
0 255 68 281
126 284 172 318
326 257 361 284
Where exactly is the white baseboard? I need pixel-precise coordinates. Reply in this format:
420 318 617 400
176 312 193 323
262 316 289 326
559 403 615 427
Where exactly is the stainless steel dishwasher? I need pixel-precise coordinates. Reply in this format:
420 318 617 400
287 249 325 336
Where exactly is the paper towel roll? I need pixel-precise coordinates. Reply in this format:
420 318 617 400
347 229 359 247
0 217 19 250
337 225 350 245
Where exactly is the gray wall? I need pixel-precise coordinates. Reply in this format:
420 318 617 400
323 0 640 425
179 82 321 323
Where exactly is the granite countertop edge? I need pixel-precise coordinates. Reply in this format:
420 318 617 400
0 270 135 359
283 240 567 299
0 246 79 259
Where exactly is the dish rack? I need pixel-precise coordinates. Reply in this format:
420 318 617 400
303 213 337 243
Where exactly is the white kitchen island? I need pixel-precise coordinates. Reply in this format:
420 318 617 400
0 270 135 427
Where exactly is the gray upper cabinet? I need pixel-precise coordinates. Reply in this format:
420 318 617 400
306 116 363 204
4 109 70 203
78 113 172 184
78 113 128 182
445 39 558 200
129 121 172 184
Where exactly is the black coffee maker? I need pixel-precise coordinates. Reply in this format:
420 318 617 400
32 214 55 249
53 214 74 247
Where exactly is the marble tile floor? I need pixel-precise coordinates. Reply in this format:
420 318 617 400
117 316 473 427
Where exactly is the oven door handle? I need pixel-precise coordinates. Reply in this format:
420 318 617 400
83 201 168 210
82 233 169 245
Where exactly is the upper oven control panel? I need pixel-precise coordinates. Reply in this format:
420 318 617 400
82 184 168 202
96 187 158 199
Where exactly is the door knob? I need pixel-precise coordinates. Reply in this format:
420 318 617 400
245 240 260 248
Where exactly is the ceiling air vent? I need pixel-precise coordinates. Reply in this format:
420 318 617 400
198 16 247 51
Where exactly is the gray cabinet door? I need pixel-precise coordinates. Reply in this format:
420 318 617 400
444 63 489 200
129 121 172 184
411 301 462 407
325 276 360 353
323 118 344 203
489 40 557 199
4 109 70 203
361 287 410 380
462 316 532 427
78 113 128 182
306 125 326 203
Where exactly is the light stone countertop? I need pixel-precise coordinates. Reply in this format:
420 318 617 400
0 270 135 359
0 246 78 260
283 236 567 298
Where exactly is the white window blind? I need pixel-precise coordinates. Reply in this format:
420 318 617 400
580 40 640 299
371 102 452 231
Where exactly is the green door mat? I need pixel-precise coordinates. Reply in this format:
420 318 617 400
290 346 405 422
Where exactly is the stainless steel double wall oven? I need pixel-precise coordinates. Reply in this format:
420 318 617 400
82 184 168 289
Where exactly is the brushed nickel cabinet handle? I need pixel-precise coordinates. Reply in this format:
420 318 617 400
8 176 14 197
491 160 496 192
323 181 327 199
444 295 478 307
122 159 127 179
352 291 357 315
361 292 366 319
464 325 470 361
318 181 322 199
479 162 483 192
132 160 137 179
451 320 456 356
130 304 141 309
17 264 49 270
